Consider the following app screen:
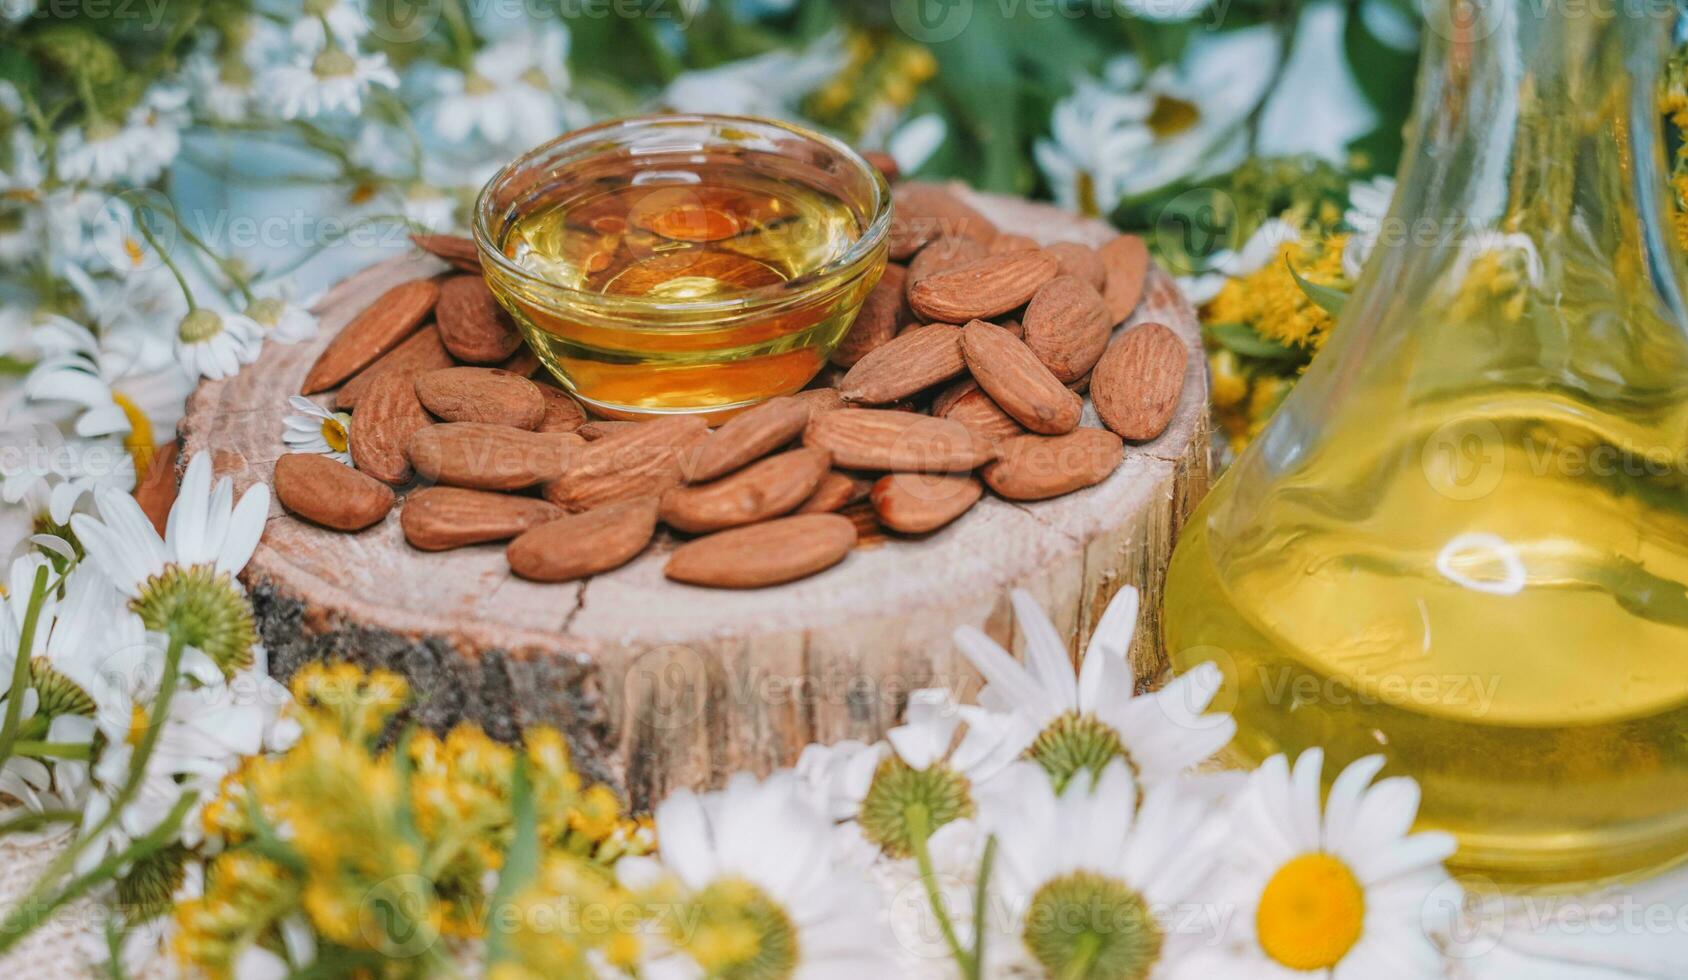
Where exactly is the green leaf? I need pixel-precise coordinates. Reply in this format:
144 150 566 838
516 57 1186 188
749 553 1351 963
1287 259 1350 317
485 756 540 968
1205 322 1304 362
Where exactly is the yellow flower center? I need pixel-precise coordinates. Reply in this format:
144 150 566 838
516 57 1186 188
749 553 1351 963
123 236 145 268
112 391 156 480
1147 95 1200 139
127 703 150 747
1256 853 1366 971
321 414 350 454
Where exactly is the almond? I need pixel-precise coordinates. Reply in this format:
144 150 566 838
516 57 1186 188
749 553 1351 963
543 415 709 512
931 379 1027 443
996 317 1024 339
408 423 582 490
507 497 659 583
960 320 1082 435
982 428 1124 500
887 183 998 260
1098 234 1149 324
906 236 989 291
840 323 965 404
805 408 995 472
1046 241 1107 291
303 279 439 394
535 384 587 434
401 487 563 551
665 513 857 588
415 367 545 428
861 150 900 183
907 250 1059 324
686 397 810 482
577 420 640 441
499 347 541 377
275 453 395 531
797 471 871 513
436 274 523 364
1091 323 1188 441
1020 275 1112 383
989 233 1039 254
871 473 982 534
350 371 433 484
412 233 481 272
334 325 454 410
792 387 847 416
832 263 912 367
661 447 830 533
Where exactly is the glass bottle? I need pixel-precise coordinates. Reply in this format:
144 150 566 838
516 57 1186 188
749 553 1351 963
1164 0 1688 886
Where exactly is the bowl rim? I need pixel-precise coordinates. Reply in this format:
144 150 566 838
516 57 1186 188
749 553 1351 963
471 113 892 319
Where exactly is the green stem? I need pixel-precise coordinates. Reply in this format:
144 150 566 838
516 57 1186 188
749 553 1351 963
906 803 974 975
135 211 197 312
0 565 51 779
439 0 479 72
0 632 187 954
968 835 996 980
0 808 77 838
1057 933 1101 980
12 740 94 760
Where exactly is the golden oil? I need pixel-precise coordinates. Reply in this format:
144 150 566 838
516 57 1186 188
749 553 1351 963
475 117 889 418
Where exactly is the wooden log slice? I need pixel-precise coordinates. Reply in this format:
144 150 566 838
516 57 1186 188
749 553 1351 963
179 187 1210 808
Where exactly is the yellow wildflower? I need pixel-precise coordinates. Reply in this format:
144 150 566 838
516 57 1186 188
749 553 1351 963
1204 233 1349 352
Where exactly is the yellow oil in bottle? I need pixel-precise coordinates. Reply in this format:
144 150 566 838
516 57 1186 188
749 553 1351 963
485 166 876 417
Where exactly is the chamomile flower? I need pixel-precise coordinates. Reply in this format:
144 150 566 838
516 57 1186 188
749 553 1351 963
423 26 575 151
0 424 137 526
1 123 43 192
244 285 318 345
795 738 886 821
290 0 370 51
1202 750 1457 978
56 87 188 187
979 759 1231 979
173 307 263 381
282 396 351 464
951 586 1235 795
662 34 848 121
619 770 893 978
262 47 398 120
70 451 269 680
1341 176 1396 280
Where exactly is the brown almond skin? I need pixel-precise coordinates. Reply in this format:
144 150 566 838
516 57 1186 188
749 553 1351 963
805 409 995 472
982 428 1125 501
415 367 546 428
535 384 587 434
1021 275 1112 383
350 371 433 484
1046 242 1108 291
577 420 641 441
134 440 179 535
839 323 966 404
661 447 830 533
686 397 810 482
908 249 1060 323
1092 323 1189 441
412 233 481 272
871 473 983 534
989 233 1040 254
797 471 872 513
401 487 563 551
932 380 1028 443
499 347 541 377
436 275 523 364
888 183 999 259
334 325 454 410
508 497 660 583
906 236 989 292
302 279 438 394
665 513 857 588
792 387 847 416
832 263 912 367
274 453 395 531
407 423 582 490
961 320 1083 435
543 415 709 512
1098 234 1150 324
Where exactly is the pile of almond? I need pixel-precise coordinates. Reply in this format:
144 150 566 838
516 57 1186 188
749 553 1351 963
270 183 1187 590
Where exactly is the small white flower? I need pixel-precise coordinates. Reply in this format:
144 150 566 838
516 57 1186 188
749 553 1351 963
282 395 351 464
0 424 136 518
1197 750 1457 978
621 770 894 977
423 26 575 151
290 0 369 52
1 124 43 192
56 87 188 187
886 114 946 178
1341 176 1395 280
979 759 1231 978
795 738 886 822
173 307 264 381
22 320 193 472
245 284 318 345
661 33 848 121
951 586 1236 792
262 48 398 120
